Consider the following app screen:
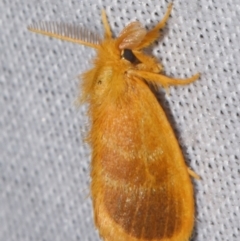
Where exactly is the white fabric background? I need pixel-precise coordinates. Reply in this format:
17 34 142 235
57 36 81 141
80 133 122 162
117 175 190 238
1 0 239 240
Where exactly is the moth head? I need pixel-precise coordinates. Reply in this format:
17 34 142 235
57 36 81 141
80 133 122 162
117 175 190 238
27 10 157 104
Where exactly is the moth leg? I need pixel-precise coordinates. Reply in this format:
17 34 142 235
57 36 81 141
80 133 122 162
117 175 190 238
156 73 200 87
188 168 200 180
151 2 173 31
101 10 112 38
133 51 164 73
137 3 173 49
128 70 200 88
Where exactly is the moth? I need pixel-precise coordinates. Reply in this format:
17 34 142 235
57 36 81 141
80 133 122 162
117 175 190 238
28 3 200 241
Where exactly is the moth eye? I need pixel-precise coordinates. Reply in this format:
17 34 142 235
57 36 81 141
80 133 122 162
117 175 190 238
97 79 102 85
121 49 137 63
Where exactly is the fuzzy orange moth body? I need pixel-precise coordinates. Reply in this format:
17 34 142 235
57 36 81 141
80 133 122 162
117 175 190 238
28 3 200 241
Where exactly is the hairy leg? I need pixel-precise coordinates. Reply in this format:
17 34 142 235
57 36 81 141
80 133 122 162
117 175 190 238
137 3 173 49
129 69 200 88
133 51 164 73
101 10 112 38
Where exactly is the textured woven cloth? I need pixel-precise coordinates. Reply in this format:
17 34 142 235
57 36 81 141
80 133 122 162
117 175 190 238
1 0 239 240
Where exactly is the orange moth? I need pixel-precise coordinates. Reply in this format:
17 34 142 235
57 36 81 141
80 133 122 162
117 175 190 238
28 3 200 241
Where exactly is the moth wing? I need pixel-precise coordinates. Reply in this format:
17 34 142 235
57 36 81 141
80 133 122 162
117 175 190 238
28 22 101 48
92 79 194 241
117 21 147 49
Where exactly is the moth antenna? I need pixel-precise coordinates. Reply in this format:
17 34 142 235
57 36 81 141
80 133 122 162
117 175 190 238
28 22 101 49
